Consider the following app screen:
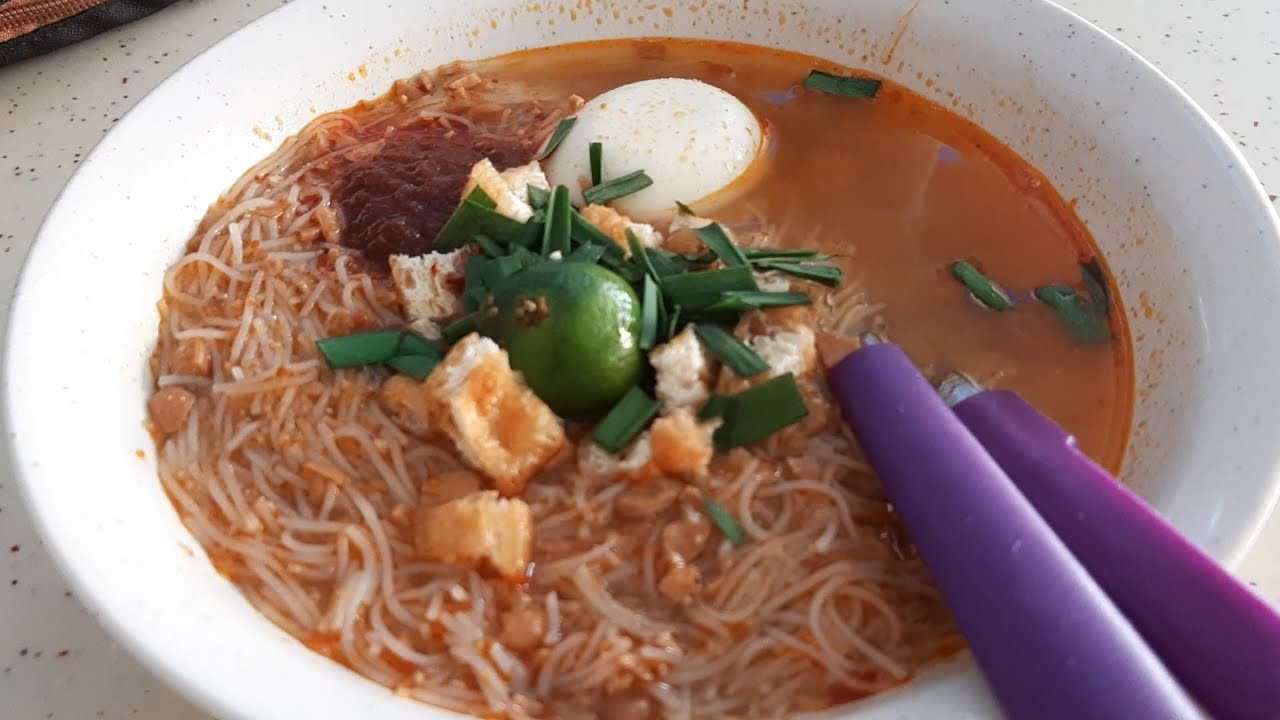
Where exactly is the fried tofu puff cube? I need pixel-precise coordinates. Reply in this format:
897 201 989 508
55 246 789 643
578 409 717 481
461 158 549 222
416 490 534 582
579 204 663 258
389 249 468 340
649 325 715 412
422 333 568 495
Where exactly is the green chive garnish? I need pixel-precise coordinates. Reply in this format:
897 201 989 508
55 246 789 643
541 185 572 257
693 324 769 378
316 328 406 369
695 223 750 268
661 266 759 310
1080 258 1111 314
666 304 683 339
1034 285 1111 345
434 187 532 252
387 353 439 380
527 185 550 210
949 260 1013 311
441 311 481 345
753 260 842 287
702 495 746 546
565 244 606 264
700 291 813 313
675 200 696 216
473 233 506 258
699 393 731 421
713 373 809 449
743 248 831 262
535 117 577 160
593 387 663 453
589 141 603 186
628 229 663 283
639 275 662 350
397 331 440 358
582 169 653 205
803 69 881 98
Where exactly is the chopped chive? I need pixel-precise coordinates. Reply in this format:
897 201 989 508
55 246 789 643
1080 258 1111 314
675 200 696 216
661 266 759 310
541 186 572 257
527 185 550 210
593 387 663 453
698 393 731 421
441 311 482 345
628 229 663 282
949 260 1014 311
754 260 843 287
387 353 440 380
434 188 531 252
666 304 683 339
462 255 490 313
569 208 615 246
464 185 497 210
473 233 506 258
565 244 607 264
316 328 405 369
702 495 746 545
589 142 603 186
700 291 812 313
582 169 653 205
534 117 577 160
713 373 809 449
639 275 661 350
507 243 544 268
1034 285 1111 345
694 223 750 268
803 69 881 98
397 331 440 358
693 324 769 378
647 249 687 278
743 248 831 262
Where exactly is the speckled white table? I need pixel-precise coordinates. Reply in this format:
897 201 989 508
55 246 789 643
1 1 1278 718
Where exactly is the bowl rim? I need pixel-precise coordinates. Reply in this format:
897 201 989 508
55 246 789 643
6 0 1280 719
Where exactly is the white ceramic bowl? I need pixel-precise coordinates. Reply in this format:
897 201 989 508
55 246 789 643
7 0 1280 718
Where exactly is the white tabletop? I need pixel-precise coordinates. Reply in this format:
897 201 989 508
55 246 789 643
2 1 1278 717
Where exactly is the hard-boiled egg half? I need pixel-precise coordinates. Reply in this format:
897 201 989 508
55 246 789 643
542 78 765 221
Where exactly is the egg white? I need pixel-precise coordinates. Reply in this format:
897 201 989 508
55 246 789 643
543 78 764 221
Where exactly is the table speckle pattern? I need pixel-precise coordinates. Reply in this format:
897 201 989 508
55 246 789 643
1 1 1277 718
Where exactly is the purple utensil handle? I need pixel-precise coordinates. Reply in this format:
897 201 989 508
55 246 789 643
828 344 1199 720
954 389 1280 720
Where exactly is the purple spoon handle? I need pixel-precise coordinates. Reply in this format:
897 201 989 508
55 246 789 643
828 344 1199 720
952 388 1280 720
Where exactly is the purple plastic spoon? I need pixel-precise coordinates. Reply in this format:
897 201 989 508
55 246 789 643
827 341 1199 720
944 375 1280 720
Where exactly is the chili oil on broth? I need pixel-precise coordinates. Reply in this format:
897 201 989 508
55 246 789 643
147 39 1130 720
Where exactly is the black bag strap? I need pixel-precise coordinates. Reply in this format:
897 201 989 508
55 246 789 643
0 0 181 68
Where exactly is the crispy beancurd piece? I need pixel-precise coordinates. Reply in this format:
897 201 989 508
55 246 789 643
719 306 818 393
649 409 716 477
579 204 663 257
423 334 568 495
649 325 714 412
578 409 716 481
460 157 548 222
416 490 533 582
388 249 468 340
377 374 432 439
148 387 196 435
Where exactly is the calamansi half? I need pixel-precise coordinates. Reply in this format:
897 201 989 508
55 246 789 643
480 260 642 419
